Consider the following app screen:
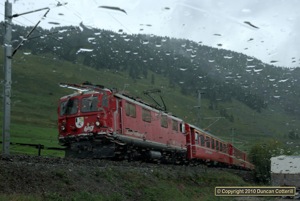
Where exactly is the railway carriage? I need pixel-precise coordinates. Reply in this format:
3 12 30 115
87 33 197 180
185 123 254 169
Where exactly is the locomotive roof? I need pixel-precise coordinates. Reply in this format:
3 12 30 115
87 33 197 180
115 92 183 122
59 83 183 122
59 82 112 99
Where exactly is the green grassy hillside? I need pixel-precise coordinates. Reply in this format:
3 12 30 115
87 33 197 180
0 49 299 156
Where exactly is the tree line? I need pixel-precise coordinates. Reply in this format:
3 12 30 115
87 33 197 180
2 23 300 117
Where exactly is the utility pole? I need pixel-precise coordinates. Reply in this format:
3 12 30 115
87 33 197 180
2 0 12 157
194 90 204 127
2 2 62 157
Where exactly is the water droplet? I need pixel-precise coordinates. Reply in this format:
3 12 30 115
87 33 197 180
23 52 31 55
76 48 94 54
279 79 288 83
273 95 280 99
254 68 263 72
48 22 60 25
142 40 149 45
179 68 188 71
88 37 95 42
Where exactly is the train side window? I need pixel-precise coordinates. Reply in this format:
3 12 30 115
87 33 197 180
216 141 219 151
200 135 205 146
180 123 185 133
219 142 223 152
223 144 227 153
125 102 136 118
172 120 178 131
206 136 210 148
161 115 168 128
195 132 199 144
211 139 215 149
142 108 151 122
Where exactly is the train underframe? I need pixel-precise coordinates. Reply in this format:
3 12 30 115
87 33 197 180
60 134 251 170
61 133 187 164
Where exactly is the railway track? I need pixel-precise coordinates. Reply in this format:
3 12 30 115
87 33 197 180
0 154 254 182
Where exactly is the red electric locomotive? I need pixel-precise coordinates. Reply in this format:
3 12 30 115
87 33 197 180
58 82 187 161
57 82 254 170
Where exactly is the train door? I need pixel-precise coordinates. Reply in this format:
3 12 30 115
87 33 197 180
185 124 195 159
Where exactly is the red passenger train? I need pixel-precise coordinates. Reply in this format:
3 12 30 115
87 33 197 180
57 82 254 170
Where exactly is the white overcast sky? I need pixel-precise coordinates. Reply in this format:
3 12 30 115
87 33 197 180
4 0 300 68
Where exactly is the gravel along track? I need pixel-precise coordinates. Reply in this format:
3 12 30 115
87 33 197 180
0 155 254 197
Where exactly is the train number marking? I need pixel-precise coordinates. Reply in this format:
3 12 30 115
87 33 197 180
84 125 94 132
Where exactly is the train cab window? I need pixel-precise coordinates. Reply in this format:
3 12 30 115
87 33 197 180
125 102 136 118
200 135 205 146
211 139 215 149
172 120 178 131
142 108 151 122
206 136 210 148
161 115 168 128
81 96 98 112
60 98 78 116
216 141 219 151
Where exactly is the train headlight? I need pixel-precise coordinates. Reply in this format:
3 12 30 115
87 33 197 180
95 121 100 127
